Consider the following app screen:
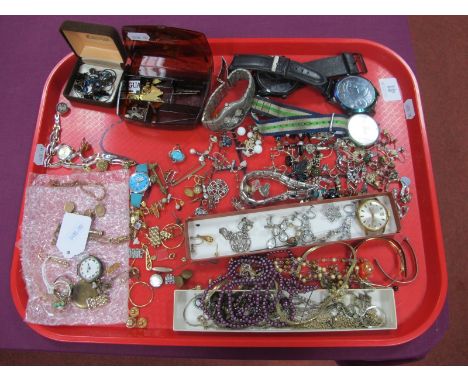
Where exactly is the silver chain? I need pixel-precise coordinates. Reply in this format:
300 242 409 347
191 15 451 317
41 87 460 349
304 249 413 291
43 105 136 171
43 113 62 167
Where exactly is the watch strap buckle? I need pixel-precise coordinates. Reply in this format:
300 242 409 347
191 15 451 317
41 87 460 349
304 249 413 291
343 53 368 75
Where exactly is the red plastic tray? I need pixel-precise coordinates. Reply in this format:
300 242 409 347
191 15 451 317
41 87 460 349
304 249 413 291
10 38 447 347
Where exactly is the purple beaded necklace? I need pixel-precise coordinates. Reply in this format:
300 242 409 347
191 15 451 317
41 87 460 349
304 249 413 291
200 254 316 329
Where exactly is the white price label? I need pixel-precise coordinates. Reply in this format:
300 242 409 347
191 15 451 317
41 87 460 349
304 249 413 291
404 99 416 120
127 32 150 41
379 78 402 102
56 213 92 258
34 144 46 166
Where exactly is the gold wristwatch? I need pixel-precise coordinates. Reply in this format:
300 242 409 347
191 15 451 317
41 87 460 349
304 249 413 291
356 198 390 235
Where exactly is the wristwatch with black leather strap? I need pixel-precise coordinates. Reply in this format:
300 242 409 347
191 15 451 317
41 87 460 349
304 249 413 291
229 55 327 89
230 53 367 97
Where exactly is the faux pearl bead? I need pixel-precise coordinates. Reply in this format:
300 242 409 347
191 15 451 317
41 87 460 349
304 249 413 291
189 148 196 154
236 126 246 136
247 131 254 139
253 145 263 154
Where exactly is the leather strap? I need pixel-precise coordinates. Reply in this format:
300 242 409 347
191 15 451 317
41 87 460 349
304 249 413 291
130 192 143 208
301 53 367 79
251 97 348 137
229 55 326 87
231 53 367 97
135 163 148 173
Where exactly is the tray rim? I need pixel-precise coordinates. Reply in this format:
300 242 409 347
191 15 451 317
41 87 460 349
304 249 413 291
10 37 448 348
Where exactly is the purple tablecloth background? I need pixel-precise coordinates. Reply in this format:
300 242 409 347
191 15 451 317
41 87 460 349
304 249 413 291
0 15 447 361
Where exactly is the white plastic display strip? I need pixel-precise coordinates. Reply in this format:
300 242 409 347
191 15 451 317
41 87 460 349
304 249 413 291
187 195 397 260
173 288 397 332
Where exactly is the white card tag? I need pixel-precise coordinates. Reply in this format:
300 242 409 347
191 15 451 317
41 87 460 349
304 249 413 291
404 99 416 119
34 144 46 166
128 80 140 94
56 213 92 258
127 32 150 41
379 78 402 102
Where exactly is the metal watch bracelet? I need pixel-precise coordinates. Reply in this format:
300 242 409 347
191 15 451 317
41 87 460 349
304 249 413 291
201 68 255 132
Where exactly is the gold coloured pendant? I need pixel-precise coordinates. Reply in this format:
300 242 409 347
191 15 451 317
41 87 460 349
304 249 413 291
71 280 98 309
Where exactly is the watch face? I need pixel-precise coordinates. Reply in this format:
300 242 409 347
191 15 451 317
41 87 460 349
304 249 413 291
357 199 389 232
78 256 103 282
129 172 151 193
347 114 380 147
334 76 377 113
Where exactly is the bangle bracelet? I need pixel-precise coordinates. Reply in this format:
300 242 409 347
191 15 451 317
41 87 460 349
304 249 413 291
202 68 255 132
374 237 418 285
354 237 406 288
129 281 154 308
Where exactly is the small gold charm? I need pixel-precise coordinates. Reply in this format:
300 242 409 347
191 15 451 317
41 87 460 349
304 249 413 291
143 244 152 271
168 253 177 260
180 269 193 280
126 317 137 328
129 267 140 279
136 316 148 329
184 188 194 198
174 275 184 288
159 229 173 241
94 203 106 218
129 306 140 318
106 262 121 275
64 201 76 213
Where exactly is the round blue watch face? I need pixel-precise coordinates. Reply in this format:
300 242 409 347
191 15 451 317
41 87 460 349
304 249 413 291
334 76 377 113
129 172 151 193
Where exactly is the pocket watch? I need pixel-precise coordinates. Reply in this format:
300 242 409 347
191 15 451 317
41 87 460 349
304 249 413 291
77 255 103 282
356 198 390 235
